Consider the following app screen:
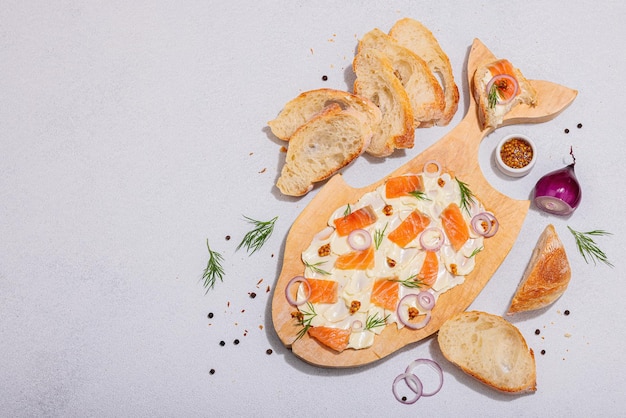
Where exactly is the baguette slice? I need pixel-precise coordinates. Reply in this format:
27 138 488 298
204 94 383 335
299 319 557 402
268 88 382 141
353 48 414 157
438 311 537 394
472 58 537 130
507 224 571 314
357 28 445 128
389 18 459 126
276 104 373 196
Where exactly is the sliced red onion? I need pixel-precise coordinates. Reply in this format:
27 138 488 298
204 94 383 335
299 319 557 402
534 159 581 215
471 212 499 238
419 227 445 251
486 74 519 105
397 294 432 330
422 160 442 178
404 359 444 397
351 320 363 331
417 291 435 310
392 372 423 404
347 229 372 251
285 276 310 306
314 226 334 241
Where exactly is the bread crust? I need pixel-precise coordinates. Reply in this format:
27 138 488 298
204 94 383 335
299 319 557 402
507 224 571 314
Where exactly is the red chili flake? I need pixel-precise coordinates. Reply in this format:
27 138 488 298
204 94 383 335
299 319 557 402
266 285 271 293
258 168 266 174
257 278 264 286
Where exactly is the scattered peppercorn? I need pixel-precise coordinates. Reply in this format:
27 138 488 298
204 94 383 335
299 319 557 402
233 339 240 345
249 292 257 299
564 310 570 316
564 128 570 133
541 349 546 355
535 329 540 335
208 312 214 319
225 235 231 241
219 340 225 346
266 349 273 355
577 123 582 129
402 396 407 402
210 369 215 375
322 75 328 81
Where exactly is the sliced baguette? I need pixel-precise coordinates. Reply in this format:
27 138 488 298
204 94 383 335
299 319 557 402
389 18 459 126
268 88 382 141
353 47 415 157
357 28 445 128
438 311 537 394
276 104 373 196
473 58 537 130
507 224 571 315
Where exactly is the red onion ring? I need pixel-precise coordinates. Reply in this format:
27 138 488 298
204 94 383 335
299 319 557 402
351 320 363 331
417 291 435 310
471 212 499 238
423 160 442 178
404 359 444 397
347 229 372 251
486 74 519 105
397 294 432 330
419 227 445 251
392 372 423 404
284 276 310 306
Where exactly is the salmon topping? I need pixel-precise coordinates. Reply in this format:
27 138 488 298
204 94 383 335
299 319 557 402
387 210 431 248
440 203 470 252
306 278 338 304
333 205 377 236
385 175 424 199
335 246 375 270
370 279 399 311
307 326 351 352
417 250 439 289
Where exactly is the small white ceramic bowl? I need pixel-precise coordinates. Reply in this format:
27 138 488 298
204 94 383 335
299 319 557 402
495 134 537 177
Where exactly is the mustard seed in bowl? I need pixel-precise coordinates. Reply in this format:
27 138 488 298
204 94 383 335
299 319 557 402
495 134 537 177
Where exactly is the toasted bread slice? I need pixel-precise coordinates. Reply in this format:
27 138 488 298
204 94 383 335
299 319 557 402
276 104 373 196
357 28 445 128
438 311 537 394
268 88 382 141
507 224 571 314
389 18 459 126
353 48 414 157
473 58 537 130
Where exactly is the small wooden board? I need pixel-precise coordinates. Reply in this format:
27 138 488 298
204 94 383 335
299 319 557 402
271 39 577 368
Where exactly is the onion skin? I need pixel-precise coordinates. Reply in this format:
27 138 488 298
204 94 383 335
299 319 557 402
534 163 581 215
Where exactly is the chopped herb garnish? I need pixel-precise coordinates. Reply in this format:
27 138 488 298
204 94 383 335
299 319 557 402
237 215 278 255
488 84 499 108
455 177 476 215
394 274 425 289
469 246 484 258
343 204 352 217
567 226 613 267
304 260 330 276
408 190 431 201
365 313 389 330
374 223 388 250
202 239 225 292
294 302 317 342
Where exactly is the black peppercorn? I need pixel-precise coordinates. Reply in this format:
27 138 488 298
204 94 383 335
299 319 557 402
225 235 231 241
322 75 328 81
208 312 214 319
535 329 540 335
564 128 570 133
577 123 582 129
266 349 273 355
541 350 546 355
564 310 570 316
219 340 225 346
210 369 216 375
250 292 257 299
234 339 240 345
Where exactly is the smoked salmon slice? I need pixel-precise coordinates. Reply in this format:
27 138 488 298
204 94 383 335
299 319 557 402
307 326 351 352
387 209 431 248
335 246 375 270
440 203 470 252
417 251 438 289
333 205 377 236
305 278 338 304
370 279 399 311
385 175 424 199
487 59 519 102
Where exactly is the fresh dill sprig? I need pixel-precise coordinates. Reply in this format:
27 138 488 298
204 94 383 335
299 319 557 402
365 313 390 330
455 177 476 215
294 302 317 342
202 239 225 292
409 190 431 201
567 226 613 267
394 274 425 289
343 204 352 217
469 246 484 258
488 84 499 108
304 260 330 276
374 223 388 250
237 215 278 255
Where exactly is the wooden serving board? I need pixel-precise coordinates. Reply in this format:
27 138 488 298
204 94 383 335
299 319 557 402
271 39 577 368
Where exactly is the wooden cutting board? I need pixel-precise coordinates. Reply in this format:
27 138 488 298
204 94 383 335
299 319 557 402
271 38 577 368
